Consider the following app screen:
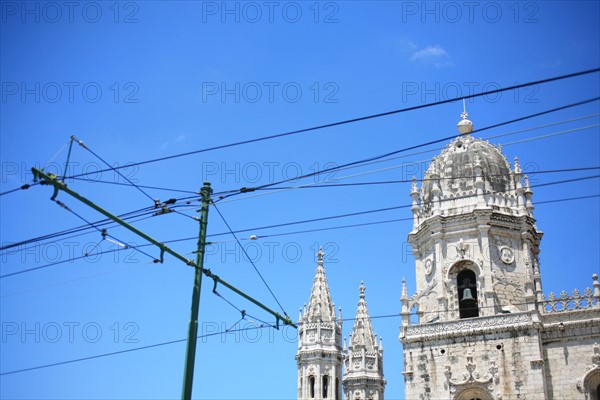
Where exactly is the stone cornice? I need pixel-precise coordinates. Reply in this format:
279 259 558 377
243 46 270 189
342 376 386 384
540 310 600 342
410 212 537 243
402 312 535 343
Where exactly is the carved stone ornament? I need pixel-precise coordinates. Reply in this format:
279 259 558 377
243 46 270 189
499 246 514 265
577 343 600 393
405 313 532 340
425 258 434 276
457 238 469 259
445 353 498 396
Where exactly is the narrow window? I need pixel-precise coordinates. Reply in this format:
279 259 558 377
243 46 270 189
309 376 315 398
335 378 339 400
323 375 329 398
458 270 479 318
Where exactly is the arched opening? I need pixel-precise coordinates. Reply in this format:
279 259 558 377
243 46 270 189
457 269 479 318
582 366 600 399
323 375 329 398
455 386 492 400
309 375 315 398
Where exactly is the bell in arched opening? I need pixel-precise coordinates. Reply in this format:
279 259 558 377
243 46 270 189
461 287 475 302
457 270 479 319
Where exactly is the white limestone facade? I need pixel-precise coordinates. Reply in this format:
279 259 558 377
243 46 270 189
399 113 600 400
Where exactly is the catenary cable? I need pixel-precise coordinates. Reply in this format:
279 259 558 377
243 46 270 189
54 69 599 180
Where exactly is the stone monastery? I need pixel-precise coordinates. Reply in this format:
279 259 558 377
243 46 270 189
295 113 600 400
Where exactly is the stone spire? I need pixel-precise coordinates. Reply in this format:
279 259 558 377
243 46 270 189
343 281 386 400
296 248 342 400
349 281 378 352
304 247 336 323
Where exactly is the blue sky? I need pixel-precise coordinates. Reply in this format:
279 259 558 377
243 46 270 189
1 1 599 399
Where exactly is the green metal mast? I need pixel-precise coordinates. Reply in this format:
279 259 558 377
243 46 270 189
31 168 296 399
181 182 211 400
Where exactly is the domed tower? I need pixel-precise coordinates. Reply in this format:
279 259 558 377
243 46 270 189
399 112 549 400
405 111 542 323
297 248 343 400
343 281 386 400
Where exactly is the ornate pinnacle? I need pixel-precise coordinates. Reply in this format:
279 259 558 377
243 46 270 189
359 280 366 299
317 246 324 266
514 156 521 174
401 276 408 300
411 176 418 194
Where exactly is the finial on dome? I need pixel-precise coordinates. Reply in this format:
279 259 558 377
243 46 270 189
457 99 473 135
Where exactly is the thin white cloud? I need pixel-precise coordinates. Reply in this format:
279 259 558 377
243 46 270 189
408 44 452 68
410 45 448 61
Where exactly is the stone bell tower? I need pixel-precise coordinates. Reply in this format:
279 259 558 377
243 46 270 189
399 112 600 400
400 111 546 400
296 248 343 400
404 110 543 324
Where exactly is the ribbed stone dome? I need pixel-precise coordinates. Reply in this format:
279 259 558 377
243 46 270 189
421 134 513 205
